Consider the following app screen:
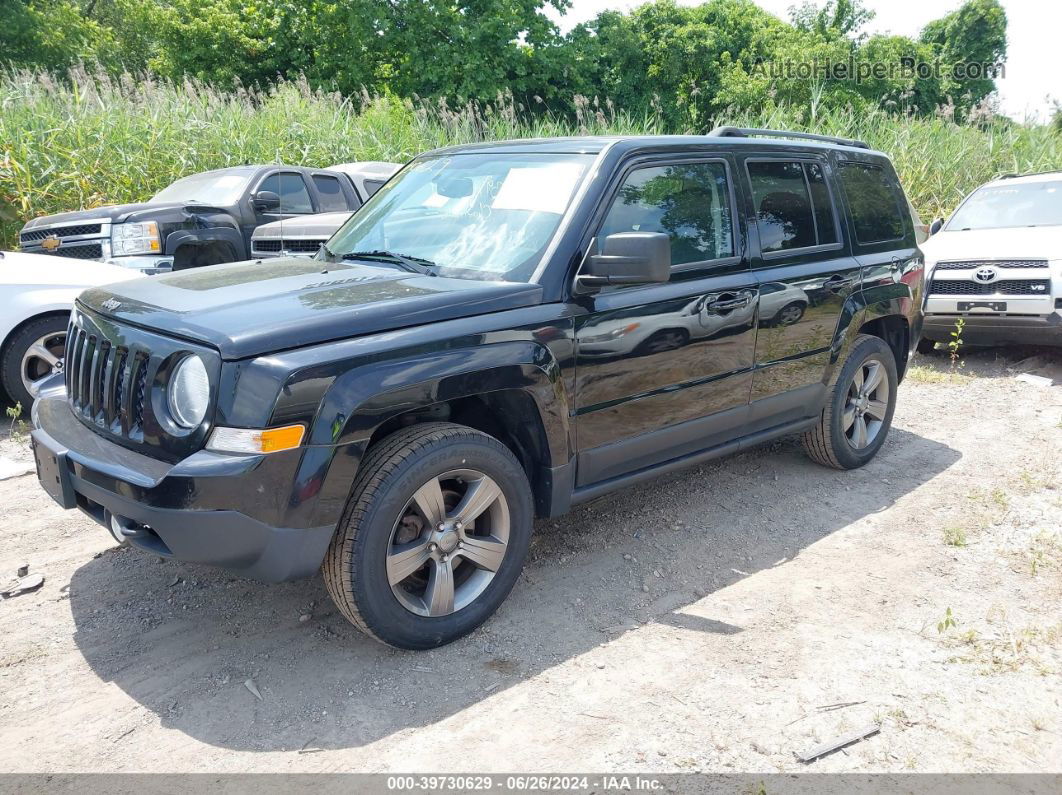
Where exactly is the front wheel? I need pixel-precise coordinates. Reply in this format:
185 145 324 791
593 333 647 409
322 423 532 649
1 314 68 411
802 334 898 470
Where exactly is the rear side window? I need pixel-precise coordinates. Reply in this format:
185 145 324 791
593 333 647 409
598 162 735 267
258 173 313 213
838 163 906 244
313 174 353 211
747 160 838 254
363 178 386 197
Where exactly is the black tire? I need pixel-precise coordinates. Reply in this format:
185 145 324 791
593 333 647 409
322 422 533 649
802 334 898 470
774 301 806 326
916 337 937 355
635 328 689 356
1 314 68 411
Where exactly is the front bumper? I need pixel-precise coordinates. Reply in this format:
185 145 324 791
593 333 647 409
31 396 334 581
923 312 1062 347
104 254 173 274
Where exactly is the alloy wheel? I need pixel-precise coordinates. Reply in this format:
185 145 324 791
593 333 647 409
20 331 66 400
843 359 889 450
386 469 510 617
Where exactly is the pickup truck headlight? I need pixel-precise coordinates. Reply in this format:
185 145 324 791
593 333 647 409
168 355 210 428
111 221 162 256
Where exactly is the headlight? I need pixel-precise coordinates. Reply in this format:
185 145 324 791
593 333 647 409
111 221 161 256
583 323 640 343
167 355 210 428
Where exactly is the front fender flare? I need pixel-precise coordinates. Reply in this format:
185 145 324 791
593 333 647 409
291 341 572 529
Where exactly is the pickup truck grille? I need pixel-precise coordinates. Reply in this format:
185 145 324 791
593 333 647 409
253 238 324 254
20 223 103 242
43 242 104 259
65 320 148 439
929 279 1050 296
934 259 1048 270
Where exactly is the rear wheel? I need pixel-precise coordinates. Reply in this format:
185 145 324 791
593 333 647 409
322 422 532 649
803 334 898 470
1 315 67 410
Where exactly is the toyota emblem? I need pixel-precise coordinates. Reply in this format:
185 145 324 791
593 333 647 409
973 266 998 283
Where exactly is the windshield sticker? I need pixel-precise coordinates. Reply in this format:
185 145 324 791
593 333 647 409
491 162 584 214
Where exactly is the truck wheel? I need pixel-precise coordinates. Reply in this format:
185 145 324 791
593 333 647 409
322 422 533 649
916 337 936 355
2 314 68 411
802 334 897 470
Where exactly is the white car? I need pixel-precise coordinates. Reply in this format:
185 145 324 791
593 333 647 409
919 171 1062 351
0 251 144 408
251 162 401 259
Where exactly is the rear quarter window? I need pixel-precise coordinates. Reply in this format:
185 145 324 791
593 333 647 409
838 162 907 245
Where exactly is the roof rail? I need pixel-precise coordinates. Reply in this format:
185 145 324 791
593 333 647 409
708 126 870 150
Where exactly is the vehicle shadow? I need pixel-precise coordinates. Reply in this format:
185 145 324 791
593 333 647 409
68 427 960 752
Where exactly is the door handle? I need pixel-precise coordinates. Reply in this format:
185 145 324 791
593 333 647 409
824 275 855 293
707 295 751 312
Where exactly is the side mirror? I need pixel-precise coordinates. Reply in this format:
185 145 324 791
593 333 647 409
929 218 944 236
578 232 671 289
252 190 281 211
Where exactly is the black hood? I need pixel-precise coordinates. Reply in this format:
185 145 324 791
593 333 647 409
22 202 191 228
77 258 544 360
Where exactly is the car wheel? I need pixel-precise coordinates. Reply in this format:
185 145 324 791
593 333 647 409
1 315 68 411
775 301 805 326
802 334 897 470
916 337 936 355
636 328 689 355
322 422 533 649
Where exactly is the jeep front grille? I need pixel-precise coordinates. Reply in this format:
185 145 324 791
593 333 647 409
20 223 102 242
934 259 1048 270
928 279 1051 296
65 320 148 439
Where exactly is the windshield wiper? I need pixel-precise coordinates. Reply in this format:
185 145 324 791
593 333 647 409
341 250 438 276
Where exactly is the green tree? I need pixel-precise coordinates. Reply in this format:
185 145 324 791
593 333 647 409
0 0 110 69
920 0 1007 116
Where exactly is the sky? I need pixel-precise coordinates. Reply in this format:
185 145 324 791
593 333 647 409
547 0 1060 121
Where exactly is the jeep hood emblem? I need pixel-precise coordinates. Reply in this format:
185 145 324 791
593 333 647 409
101 298 122 312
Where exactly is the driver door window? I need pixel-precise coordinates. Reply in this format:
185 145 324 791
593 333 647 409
257 172 313 214
597 162 735 268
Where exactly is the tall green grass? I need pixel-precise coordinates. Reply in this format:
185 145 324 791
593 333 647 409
2 67 1060 249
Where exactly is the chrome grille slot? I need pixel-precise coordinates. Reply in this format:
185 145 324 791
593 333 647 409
132 356 148 433
935 259 1048 270
20 223 102 242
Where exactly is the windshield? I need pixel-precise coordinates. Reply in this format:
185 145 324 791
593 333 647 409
324 152 595 281
152 171 252 205
947 180 1062 230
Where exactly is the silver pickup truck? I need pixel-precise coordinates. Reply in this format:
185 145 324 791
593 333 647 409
251 161 400 259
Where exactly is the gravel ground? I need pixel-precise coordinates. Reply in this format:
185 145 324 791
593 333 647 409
0 346 1059 774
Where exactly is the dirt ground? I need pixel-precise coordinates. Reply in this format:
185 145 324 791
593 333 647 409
0 345 1060 774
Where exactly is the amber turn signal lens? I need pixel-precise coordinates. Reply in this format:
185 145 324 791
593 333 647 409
206 424 305 454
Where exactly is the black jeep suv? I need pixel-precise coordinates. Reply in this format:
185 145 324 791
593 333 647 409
31 129 924 649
